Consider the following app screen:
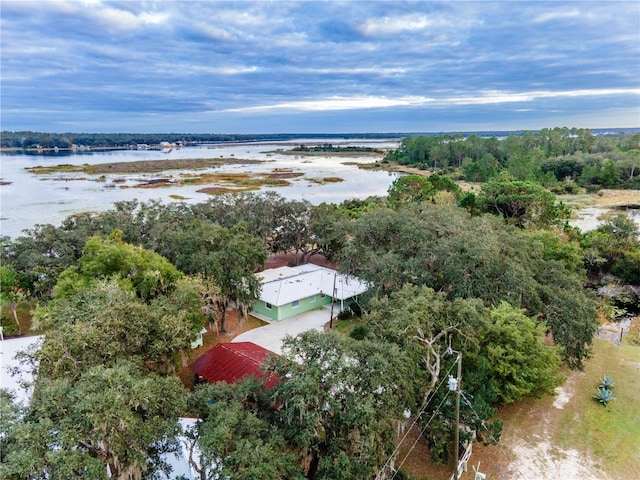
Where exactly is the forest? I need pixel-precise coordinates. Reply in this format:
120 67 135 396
0 131 399 149
385 127 640 191
1 128 640 479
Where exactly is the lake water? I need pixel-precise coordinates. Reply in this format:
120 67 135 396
569 206 640 234
0 140 400 239
2 139 639 239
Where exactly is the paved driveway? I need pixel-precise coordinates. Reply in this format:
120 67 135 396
233 306 333 354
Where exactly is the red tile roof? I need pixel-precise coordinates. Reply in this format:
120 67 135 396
189 342 279 388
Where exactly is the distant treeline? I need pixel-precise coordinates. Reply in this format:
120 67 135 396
386 127 640 190
291 143 383 153
0 131 402 149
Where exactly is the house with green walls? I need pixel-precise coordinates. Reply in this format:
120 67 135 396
252 264 370 322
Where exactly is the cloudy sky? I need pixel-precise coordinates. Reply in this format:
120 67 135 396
1 1 639 133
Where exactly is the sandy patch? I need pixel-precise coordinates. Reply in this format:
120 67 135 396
508 440 611 480
552 375 576 409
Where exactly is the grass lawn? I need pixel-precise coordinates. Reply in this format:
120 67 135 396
554 339 640 476
464 338 640 480
329 316 366 336
402 338 640 480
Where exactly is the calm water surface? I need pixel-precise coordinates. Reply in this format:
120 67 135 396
3 139 638 239
1 140 400 239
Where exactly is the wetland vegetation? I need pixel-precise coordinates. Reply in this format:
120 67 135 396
25 156 263 175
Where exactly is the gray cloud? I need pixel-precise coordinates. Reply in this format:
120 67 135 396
1 0 638 132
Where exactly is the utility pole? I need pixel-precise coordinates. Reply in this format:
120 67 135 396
454 351 462 479
329 271 337 328
448 349 462 480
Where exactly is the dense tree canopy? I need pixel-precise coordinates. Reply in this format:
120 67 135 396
1 239 207 479
2 361 186 480
388 129 639 189
267 331 414 479
337 202 597 369
1 136 622 476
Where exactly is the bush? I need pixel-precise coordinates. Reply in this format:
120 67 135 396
593 386 615 410
0 313 19 336
349 325 369 340
593 375 615 410
550 181 581 195
599 376 614 389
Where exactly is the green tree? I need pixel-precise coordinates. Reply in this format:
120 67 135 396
581 214 640 284
0 265 24 334
2 240 203 478
478 174 569 228
186 381 303 480
598 159 621 187
269 199 321 265
364 285 510 464
366 285 484 407
61 231 183 300
1 361 186 480
463 153 500 182
171 221 267 332
387 174 436 205
337 203 597 368
467 302 563 404
0 390 25 466
267 330 413 480
34 278 203 377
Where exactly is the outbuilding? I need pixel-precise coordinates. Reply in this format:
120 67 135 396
189 342 279 388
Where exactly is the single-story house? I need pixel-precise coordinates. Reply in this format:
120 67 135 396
252 264 369 322
189 342 279 388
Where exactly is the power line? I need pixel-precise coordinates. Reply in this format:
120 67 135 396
392 389 452 478
378 359 460 480
461 392 528 480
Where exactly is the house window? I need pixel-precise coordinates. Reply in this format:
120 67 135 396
292 300 300 308
310 294 316 303
265 303 272 310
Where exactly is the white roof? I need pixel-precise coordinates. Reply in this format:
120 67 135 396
257 265 369 307
0 335 43 406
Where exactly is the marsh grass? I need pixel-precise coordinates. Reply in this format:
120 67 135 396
272 149 384 157
308 176 345 184
560 189 640 209
196 186 258 195
26 157 263 175
180 172 251 184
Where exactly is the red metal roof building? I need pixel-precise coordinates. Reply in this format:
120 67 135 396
189 342 279 388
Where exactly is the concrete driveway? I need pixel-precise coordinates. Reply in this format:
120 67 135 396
232 306 334 354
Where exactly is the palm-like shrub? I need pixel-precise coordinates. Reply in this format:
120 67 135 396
599 376 614 390
593 387 615 410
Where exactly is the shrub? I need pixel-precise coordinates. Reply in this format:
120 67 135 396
593 387 615 410
349 325 369 340
0 313 19 337
599 376 614 389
